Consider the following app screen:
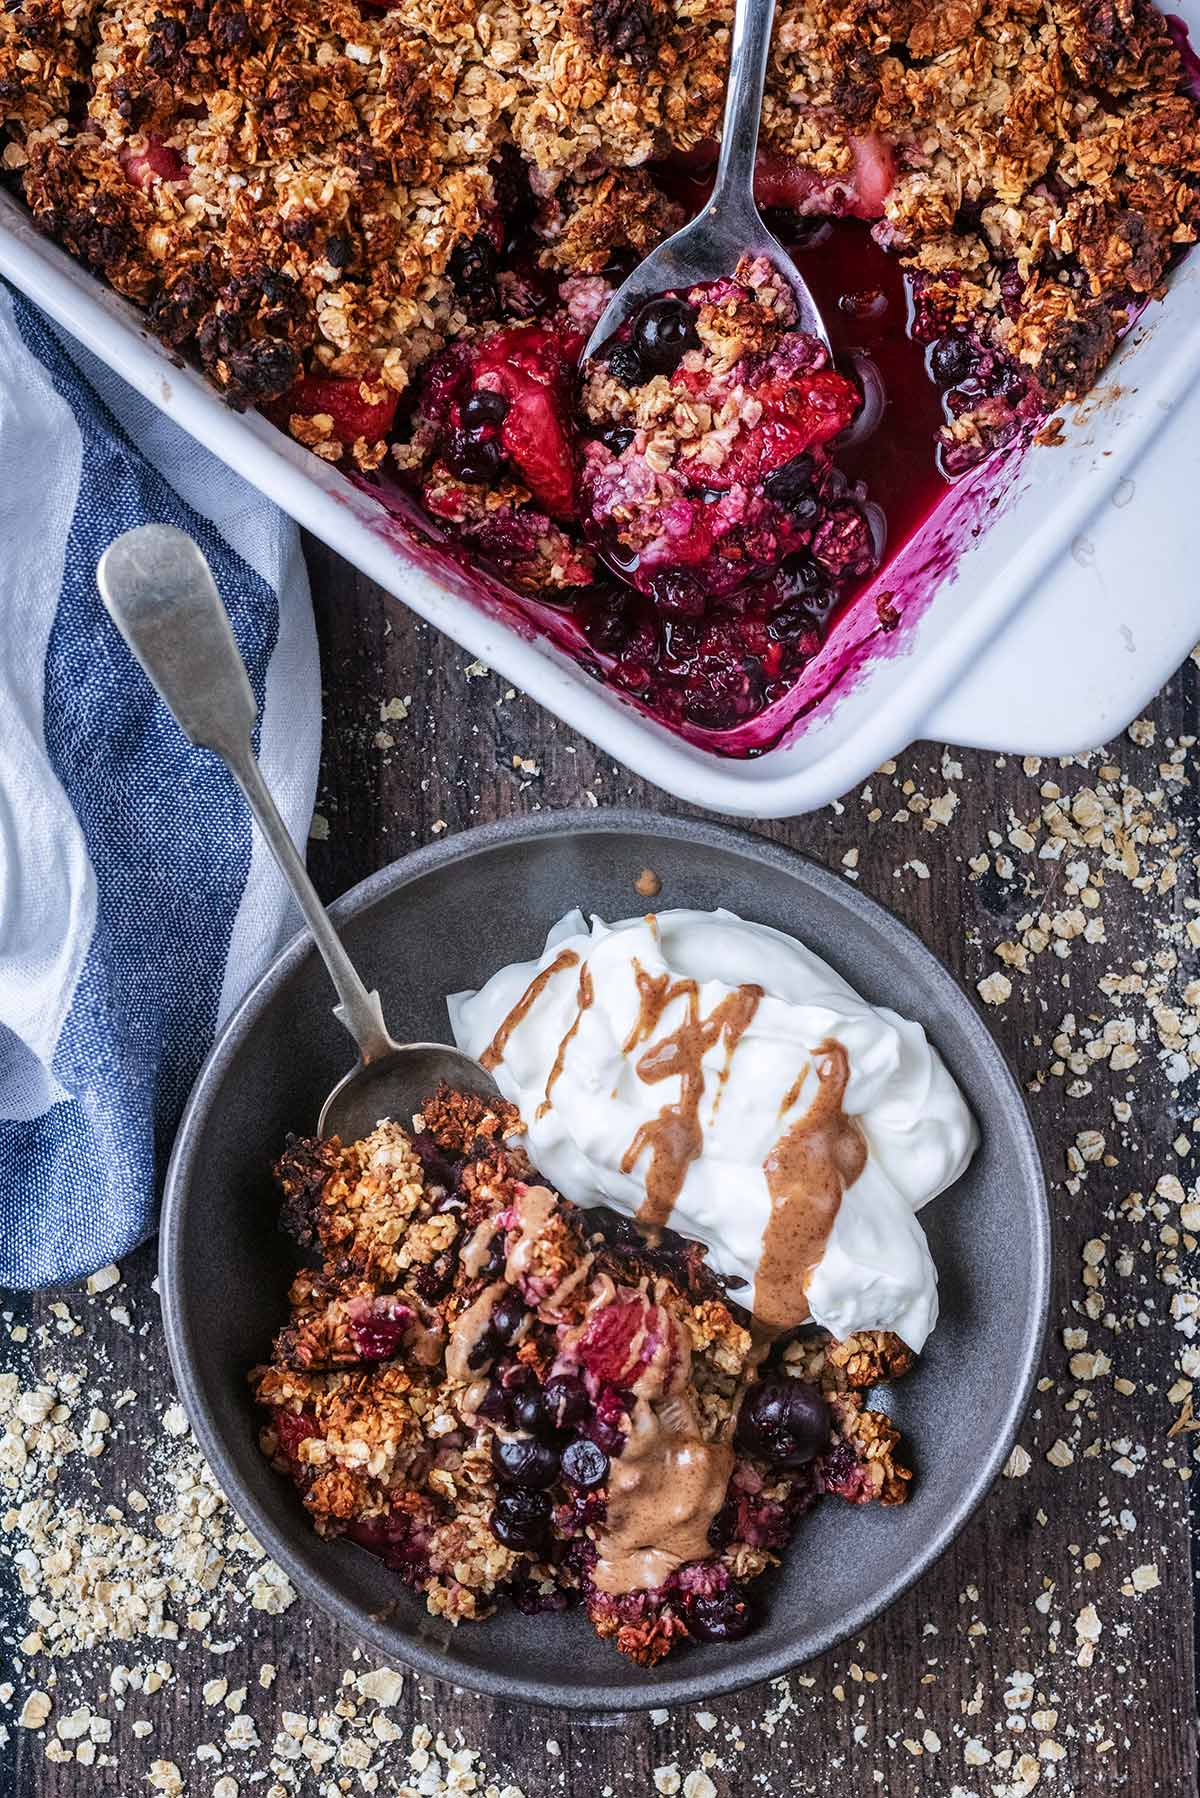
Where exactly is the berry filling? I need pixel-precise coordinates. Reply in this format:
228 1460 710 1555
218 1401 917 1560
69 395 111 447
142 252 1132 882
364 159 1040 740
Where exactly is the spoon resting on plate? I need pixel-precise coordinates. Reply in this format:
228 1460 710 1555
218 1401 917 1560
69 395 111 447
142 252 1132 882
581 0 831 365
97 522 501 1143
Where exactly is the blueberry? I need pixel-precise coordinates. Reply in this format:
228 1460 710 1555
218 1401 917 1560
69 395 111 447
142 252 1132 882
448 232 498 311
584 593 634 654
490 1488 551 1552
929 334 972 386
542 1374 590 1432
489 1291 527 1346
766 556 833 641
633 298 699 376
781 551 825 594
560 1438 609 1490
476 1379 512 1425
761 452 814 508
513 1386 548 1434
605 343 644 388
734 1377 831 1469
324 231 350 269
493 1435 561 1490
690 1586 754 1642
461 388 510 430
706 1497 738 1551
447 435 505 484
648 570 706 620
598 424 635 456
479 1232 507 1281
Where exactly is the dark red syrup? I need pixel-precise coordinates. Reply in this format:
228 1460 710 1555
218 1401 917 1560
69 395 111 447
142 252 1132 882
785 218 950 562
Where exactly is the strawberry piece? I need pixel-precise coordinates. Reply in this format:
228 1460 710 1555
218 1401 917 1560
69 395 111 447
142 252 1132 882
754 134 895 220
119 137 187 190
682 370 859 491
848 132 897 218
272 1406 319 1472
470 325 582 520
572 1294 683 1398
278 374 398 446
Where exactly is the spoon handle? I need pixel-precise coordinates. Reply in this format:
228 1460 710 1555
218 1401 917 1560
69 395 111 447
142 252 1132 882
711 0 776 215
97 523 398 1065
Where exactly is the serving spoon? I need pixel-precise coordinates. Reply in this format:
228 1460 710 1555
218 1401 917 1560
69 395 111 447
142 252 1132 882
97 523 500 1143
581 0 830 364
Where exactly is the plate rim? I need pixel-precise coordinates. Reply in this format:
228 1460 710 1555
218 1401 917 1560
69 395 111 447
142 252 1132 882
160 807 1052 1711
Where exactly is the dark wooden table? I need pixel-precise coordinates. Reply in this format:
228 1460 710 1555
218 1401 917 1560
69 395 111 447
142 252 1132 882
3 538 1197 1796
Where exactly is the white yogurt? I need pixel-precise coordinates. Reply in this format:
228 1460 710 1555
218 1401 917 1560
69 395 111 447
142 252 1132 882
448 908 978 1351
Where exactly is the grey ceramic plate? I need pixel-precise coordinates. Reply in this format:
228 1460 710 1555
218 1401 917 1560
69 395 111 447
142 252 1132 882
161 809 1050 1712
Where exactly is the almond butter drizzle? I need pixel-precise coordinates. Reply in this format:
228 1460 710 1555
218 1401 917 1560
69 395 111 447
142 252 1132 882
592 1394 734 1596
479 949 579 1071
536 965 594 1119
444 1280 508 1385
752 1040 867 1333
460 1216 498 1278
621 965 763 1231
504 1184 558 1282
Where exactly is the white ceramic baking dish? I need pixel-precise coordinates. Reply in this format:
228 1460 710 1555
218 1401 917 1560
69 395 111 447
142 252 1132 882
3 128 1199 817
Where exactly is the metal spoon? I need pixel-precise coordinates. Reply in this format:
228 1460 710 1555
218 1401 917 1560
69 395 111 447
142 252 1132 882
97 523 500 1143
582 0 830 364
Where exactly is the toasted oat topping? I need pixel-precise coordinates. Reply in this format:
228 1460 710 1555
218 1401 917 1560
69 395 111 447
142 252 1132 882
2 0 1196 444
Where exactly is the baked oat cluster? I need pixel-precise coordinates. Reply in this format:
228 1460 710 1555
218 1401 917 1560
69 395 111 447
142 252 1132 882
250 1087 913 1664
2 0 1197 734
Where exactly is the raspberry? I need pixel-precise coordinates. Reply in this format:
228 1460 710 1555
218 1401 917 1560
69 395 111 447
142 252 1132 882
272 1407 319 1471
573 1294 680 1396
346 1296 414 1362
278 375 398 446
119 137 187 190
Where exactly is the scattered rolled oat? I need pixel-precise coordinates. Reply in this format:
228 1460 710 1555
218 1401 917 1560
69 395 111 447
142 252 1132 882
18 1691 52 1730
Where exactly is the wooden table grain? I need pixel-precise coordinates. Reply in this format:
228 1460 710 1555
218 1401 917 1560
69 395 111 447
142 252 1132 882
3 536 1197 1797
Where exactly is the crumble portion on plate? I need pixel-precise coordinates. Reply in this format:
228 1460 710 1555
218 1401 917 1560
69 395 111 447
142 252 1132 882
250 1086 913 1663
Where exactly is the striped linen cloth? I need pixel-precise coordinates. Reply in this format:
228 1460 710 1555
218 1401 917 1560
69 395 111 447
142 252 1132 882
0 282 321 1287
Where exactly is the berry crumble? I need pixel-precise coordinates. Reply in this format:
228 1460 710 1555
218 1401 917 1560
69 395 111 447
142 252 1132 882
3 0 1198 735
250 1086 913 1664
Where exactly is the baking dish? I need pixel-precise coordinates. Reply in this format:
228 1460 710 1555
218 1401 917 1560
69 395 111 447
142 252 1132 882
3 100 1199 819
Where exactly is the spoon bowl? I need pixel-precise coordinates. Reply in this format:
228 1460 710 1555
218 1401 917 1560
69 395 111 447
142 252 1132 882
97 522 500 1140
582 0 830 365
318 1042 500 1141
583 197 830 367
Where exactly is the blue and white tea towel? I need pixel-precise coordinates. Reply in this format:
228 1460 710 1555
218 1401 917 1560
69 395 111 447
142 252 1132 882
0 282 321 1288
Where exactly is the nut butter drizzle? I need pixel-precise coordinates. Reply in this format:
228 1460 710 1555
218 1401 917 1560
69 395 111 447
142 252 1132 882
588 1298 734 1596
621 963 763 1232
537 964 594 1119
592 1394 734 1596
479 948 579 1071
753 1040 867 1333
